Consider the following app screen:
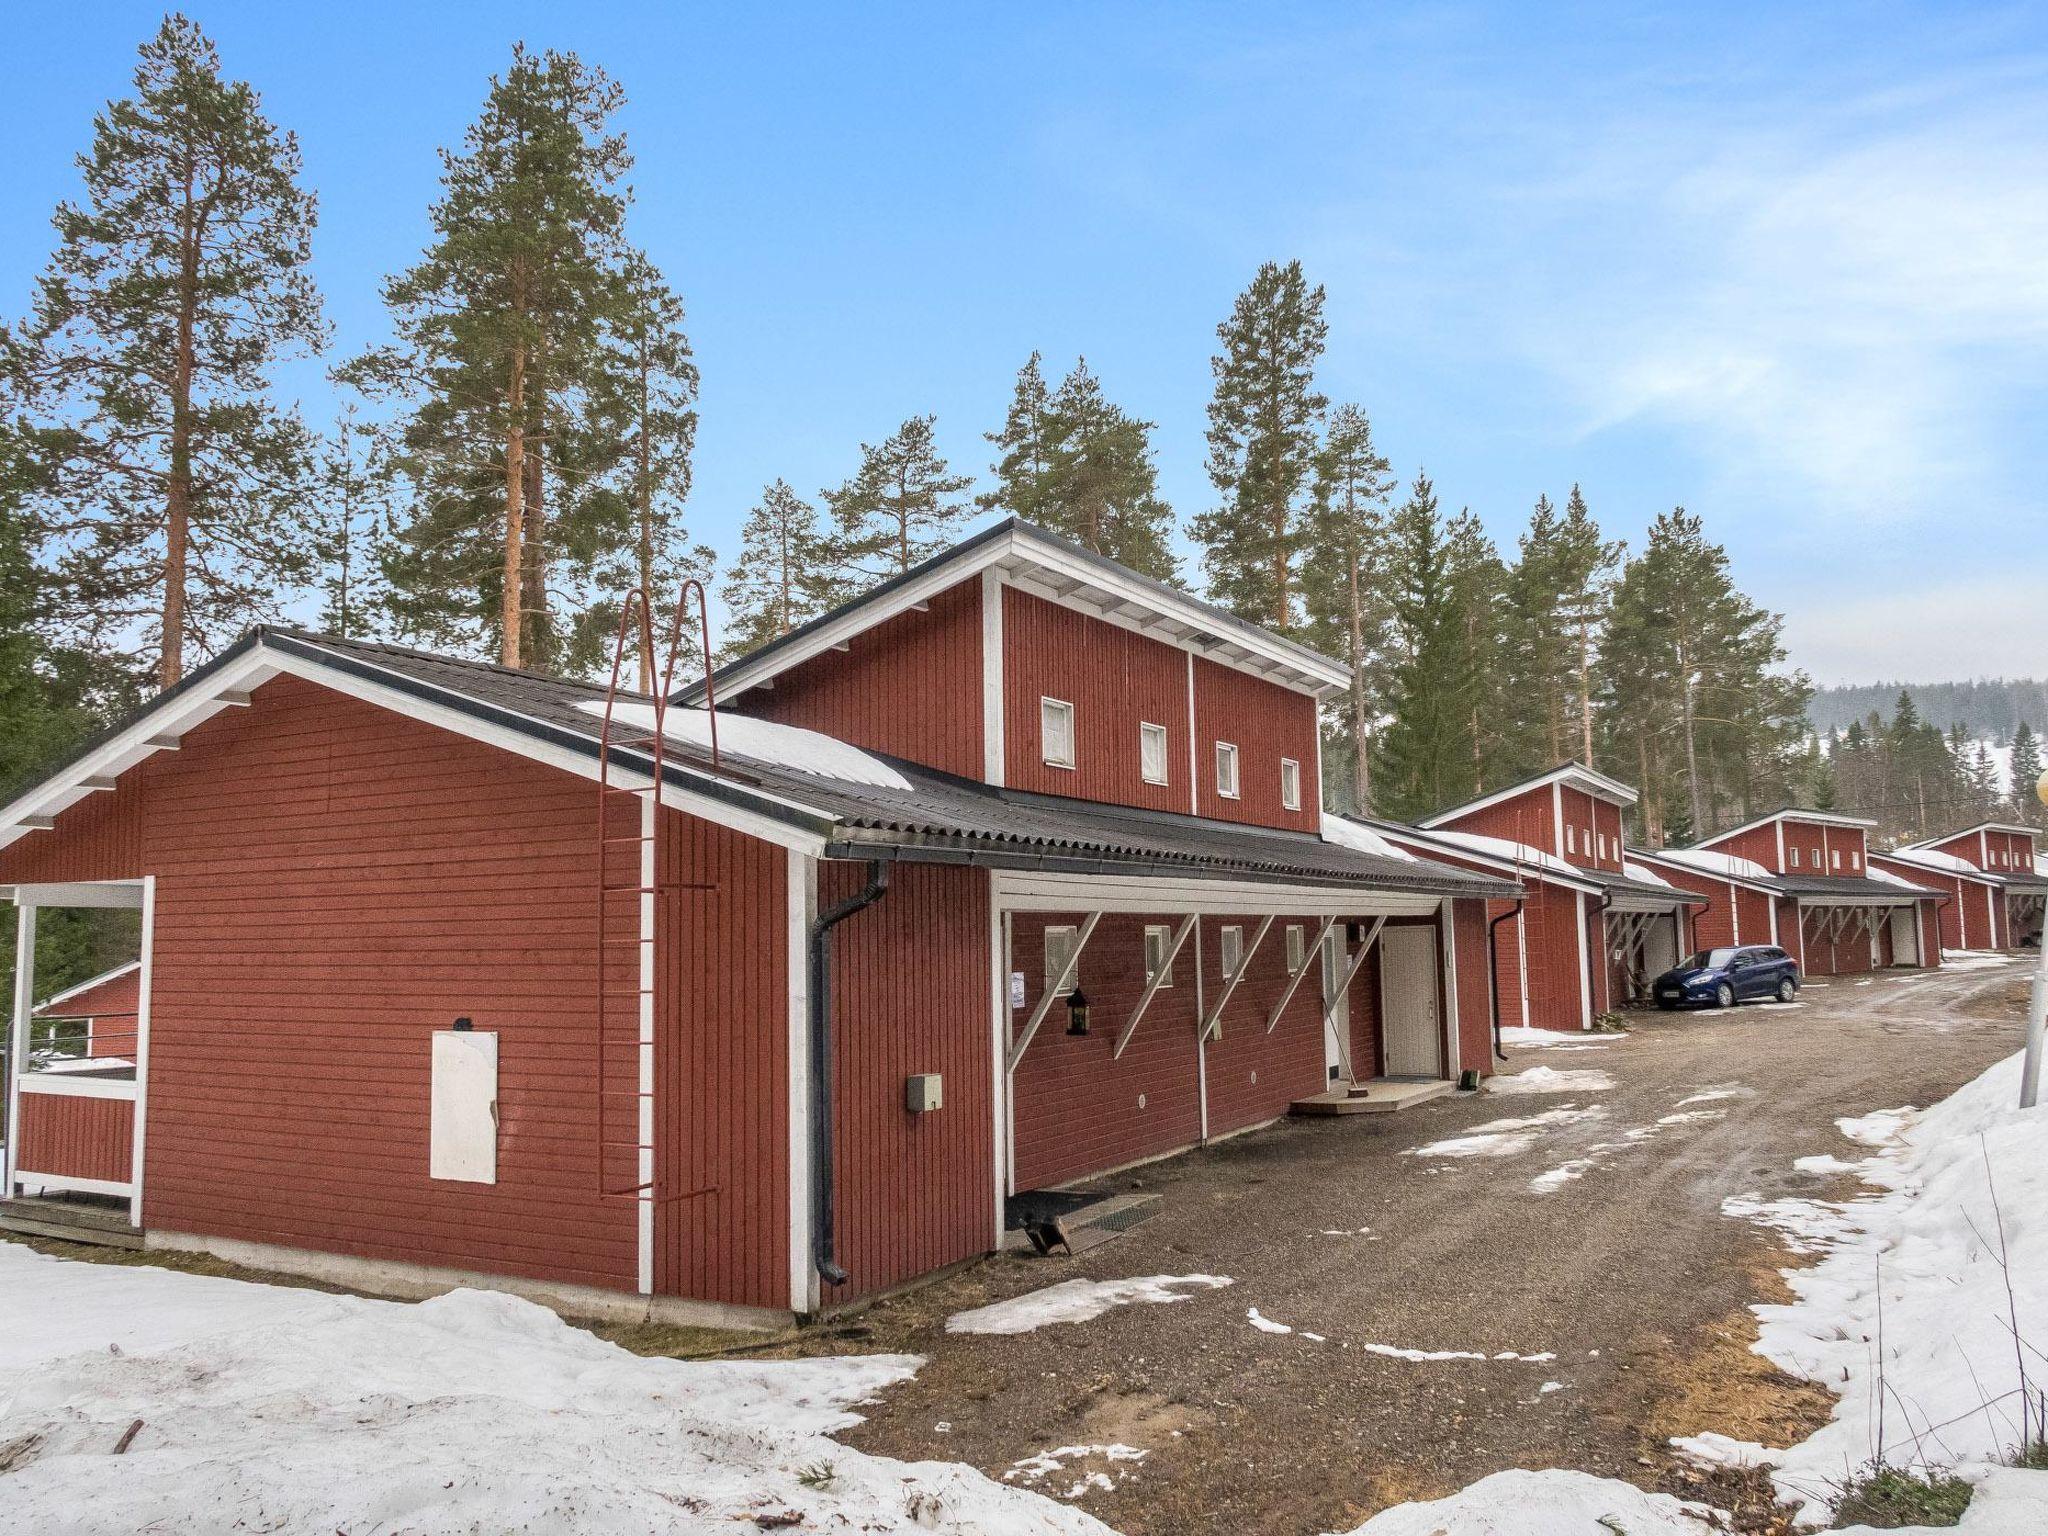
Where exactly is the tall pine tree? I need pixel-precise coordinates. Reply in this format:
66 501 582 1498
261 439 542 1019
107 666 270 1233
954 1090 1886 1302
721 480 832 660
2010 721 2044 829
1041 360 1177 581
979 353 1057 524
311 404 394 640
823 415 972 584
1302 404 1395 813
1191 260 1327 633
2 15 325 687
1553 486 1624 766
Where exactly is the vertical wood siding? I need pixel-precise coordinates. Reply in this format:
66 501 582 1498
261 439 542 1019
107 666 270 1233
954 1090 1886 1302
15 1093 133 1183
821 860 993 1299
652 807 791 1307
738 579 983 780
1008 914 1204 1191
1191 657 1322 832
1001 587 1190 811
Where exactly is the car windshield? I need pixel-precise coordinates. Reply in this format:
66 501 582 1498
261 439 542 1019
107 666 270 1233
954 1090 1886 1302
1688 949 1739 969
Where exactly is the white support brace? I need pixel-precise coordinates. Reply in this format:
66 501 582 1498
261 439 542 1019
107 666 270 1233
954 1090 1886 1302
1113 913 1196 1060
1201 915 1274 1043
1006 911 1103 1072
1321 917 1387 1082
1266 917 1336 1033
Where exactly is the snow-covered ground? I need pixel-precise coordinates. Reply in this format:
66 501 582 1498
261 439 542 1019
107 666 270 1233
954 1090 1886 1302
0 1243 1109 1534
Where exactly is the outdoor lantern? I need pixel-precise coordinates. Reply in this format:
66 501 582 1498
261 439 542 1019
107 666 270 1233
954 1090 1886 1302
1065 987 1092 1036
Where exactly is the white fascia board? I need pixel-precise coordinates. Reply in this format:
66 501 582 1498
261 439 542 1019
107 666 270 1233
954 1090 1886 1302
31 958 142 1012
1904 821 2038 848
0 641 832 860
991 870 1442 918
1699 808 1879 851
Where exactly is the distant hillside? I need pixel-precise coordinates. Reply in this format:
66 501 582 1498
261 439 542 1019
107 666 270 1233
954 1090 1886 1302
1808 678 2047 741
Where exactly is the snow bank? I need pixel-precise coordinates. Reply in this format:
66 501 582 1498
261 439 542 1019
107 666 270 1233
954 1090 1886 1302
1739 1050 2048 1526
578 699 913 790
945 1274 1232 1335
1484 1065 1615 1095
1330 1467 1722 1534
0 1243 1109 1535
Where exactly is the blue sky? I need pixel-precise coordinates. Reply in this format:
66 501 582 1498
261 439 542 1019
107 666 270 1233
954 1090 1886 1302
5 2 2042 684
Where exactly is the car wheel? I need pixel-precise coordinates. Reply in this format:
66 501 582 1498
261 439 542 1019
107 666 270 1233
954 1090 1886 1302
1776 978 1797 1003
1715 982 1735 1009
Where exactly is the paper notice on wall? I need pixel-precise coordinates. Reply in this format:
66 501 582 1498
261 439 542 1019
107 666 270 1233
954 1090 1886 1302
1010 972 1026 1010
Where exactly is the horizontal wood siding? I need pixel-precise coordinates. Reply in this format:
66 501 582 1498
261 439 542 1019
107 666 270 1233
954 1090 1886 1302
653 807 791 1308
16 1093 132 1184
739 577 982 779
1002 586 1189 811
1199 915 1330 1137
1009 913 1204 1191
0 772 146 883
1192 657 1321 832
1441 786 1558 855
822 860 994 1299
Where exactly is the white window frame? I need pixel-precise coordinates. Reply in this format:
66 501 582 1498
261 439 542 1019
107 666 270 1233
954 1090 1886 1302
1140 721 1169 786
1285 923 1307 976
1280 757 1301 812
1851 849 1861 870
1043 924 1081 996
1220 924 1245 978
1831 849 1841 870
1789 846 1800 868
1597 832 1608 859
1040 697 1076 770
1566 825 1577 854
1215 742 1240 800
1143 923 1175 988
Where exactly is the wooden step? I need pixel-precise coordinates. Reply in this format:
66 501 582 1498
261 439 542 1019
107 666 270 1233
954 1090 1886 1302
0 1196 142 1249
1291 1079 1458 1116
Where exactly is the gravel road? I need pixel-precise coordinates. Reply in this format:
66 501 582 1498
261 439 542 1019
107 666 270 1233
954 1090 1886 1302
831 958 2035 1535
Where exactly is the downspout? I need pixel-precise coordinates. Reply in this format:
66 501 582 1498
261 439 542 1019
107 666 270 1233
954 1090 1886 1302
807 859 891 1289
1487 898 1525 1061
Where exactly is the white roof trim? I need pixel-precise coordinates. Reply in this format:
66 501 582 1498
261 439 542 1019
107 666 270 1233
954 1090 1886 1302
1419 762 1639 827
1870 847 2000 885
32 959 141 1013
1375 822 1602 893
1628 845 1781 894
1903 821 2039 849
1695 807 1876 849
699 523 1352 704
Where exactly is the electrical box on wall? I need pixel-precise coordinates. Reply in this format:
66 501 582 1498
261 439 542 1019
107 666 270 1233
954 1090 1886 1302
905 1073 943 1113
431 1028 499 1183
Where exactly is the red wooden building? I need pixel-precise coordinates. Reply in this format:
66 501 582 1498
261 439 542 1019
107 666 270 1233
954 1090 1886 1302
1639 810 1943 977
1376 764 1703 1033
1 520 1513 1326
1872 821 2046 950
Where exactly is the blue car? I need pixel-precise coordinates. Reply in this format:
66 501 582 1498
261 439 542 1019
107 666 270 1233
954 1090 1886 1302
1653 944 1801 1010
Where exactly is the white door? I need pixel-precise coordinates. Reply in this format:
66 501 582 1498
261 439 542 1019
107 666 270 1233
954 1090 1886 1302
1888 907 1919 967
1320 930 1349 1082
1380 926 1442 1079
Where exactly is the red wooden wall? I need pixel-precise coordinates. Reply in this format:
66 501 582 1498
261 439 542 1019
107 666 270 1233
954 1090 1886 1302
1452 902 1492 1072
15 1093 133 1184
1001 587 1190 813
1438 786 1557 855
1198 914 1332 1138
1705 822 1782 873
820 860 995 1301
1190 656 1322 832
738 578 984 780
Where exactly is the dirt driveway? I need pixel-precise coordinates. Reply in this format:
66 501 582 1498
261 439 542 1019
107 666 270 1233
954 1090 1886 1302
830 959 2035 1535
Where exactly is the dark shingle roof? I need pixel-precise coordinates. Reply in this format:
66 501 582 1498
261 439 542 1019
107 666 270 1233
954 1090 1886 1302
267 629 1513 898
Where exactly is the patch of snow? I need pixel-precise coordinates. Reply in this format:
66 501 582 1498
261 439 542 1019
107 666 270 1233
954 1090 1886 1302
0 1244 1113 1535
1538 1380 1567 1394
1884 844 1990 877
1655 1108 1728 1126
1405 1105 1606 1160
1720 1190 1859 1254
1321 814 1417 862
1415 827 1582 880
1329 1467 1723 1534
1247 1307 1293 1335
1484 1065 1615 1095
577 699 914 790
1360 1343 1554 1363
1319 1226 1374 1237
1671 1431 1775 1469
1528 1158 1599 1194
1793 1152 1861 1175
946 1274 1233 1335
1004 1443 1148 1500
1622 857 1676 887
1499 1024 1609 1047
1676 1086 1754 1106
1943 950 2017 971
1752 1000 1807 1010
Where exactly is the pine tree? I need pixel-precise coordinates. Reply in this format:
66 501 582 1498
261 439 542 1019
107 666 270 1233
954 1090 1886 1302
1040 360 1177 581
979 353 1057 524
1445 506 1508 790
1302 404 1396 814
1553 486 1624 766
1191 260 1328 633
1372 472 1483 818
311 405 394 639
1499 494 1569 774
823 415 972 584
353 44 633 670
2010 721 2044 829
722 480 833 660
1 15 325 687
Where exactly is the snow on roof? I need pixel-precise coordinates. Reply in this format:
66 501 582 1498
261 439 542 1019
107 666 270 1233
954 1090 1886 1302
1863 862 1923 891
577 700 912 791
1652 846 1776 884
1322 814 1418 862
1875 845 1987 879
1620 858 1672 889
1424 827 1581 879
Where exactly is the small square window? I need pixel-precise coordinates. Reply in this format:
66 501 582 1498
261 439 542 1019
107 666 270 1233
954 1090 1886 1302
1143 924 1175 988
1040 697 1076 769
1043 924 1080 996
1140 722 1169 785
1285 924 1307 976
1220 924 1244 978
1215 742 1240 799
1280 757 1301 811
